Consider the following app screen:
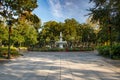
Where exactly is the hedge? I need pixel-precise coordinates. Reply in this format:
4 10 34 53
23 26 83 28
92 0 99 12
97 45 120 59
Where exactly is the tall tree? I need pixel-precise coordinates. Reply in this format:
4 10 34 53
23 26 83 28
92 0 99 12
0 0 38 47
0 0 38 20
0 22 8 46
20 11 41 32
39 21 60 45
89 0 120 31
63 18 79 41
15 21 38 47
89 0 120 44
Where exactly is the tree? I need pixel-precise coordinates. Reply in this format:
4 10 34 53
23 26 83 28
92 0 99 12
0 22 8 46
20 11 41 32
80 24 96 47
0 0 38 20
15 21 38 47
89 0 120 30
63 18 80 47
39 18 96 48
27 14 41 32
39 21 61 47
39 19 79 48
0 0 38 45
89 0 120 44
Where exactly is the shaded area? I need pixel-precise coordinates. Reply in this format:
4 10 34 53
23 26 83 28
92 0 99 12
0 51 120 80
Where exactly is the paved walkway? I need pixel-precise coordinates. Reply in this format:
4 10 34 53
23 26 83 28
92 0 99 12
0 51 120 80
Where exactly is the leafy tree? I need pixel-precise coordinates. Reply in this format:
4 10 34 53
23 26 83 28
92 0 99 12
28 14 41 32
76 24 83 44
39 21 61 47
39 18 96 48
79 24 96 47
10 26 24 47
0 22 8 46
89 0 120 44
0 0 39 48
63 18 78 41
20 11 41 32
16 21 38 47
0 0 37 20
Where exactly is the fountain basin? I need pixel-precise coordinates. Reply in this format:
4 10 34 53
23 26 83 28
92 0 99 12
55 41 67 48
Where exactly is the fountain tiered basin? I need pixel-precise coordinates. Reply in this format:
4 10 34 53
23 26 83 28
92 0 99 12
55 32 67 48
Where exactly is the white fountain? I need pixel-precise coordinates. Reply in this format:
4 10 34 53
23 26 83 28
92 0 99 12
55 32 67 48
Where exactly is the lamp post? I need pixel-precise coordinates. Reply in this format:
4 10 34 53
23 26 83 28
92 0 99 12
7 20 12 59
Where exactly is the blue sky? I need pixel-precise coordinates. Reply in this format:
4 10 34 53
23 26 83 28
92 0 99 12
33 0 93 24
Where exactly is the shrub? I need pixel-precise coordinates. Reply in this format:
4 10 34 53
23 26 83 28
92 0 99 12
111 44 120 59
67 48 80 51
0 47 20 58
97 46 110 57
48 48 65 52
28 47 94 52
97 45 120 59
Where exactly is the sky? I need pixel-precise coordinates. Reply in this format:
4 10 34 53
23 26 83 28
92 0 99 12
33 0 94 24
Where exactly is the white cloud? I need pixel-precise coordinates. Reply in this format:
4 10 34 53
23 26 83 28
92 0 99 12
48 0 63 18
65 2 73 6
47 0 93 23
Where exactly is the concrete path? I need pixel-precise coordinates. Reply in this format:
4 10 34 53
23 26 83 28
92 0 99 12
0 51 120 80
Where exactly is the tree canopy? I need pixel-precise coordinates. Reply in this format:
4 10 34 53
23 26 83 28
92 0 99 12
89 0 120 31
0 0 37 20
38 18 96 48
88 0 120 44
0 0 39 47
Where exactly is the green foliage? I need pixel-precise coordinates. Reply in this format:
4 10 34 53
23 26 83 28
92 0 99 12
63 18 78 41
11 21 38 47
111 44 120 59
0 0 40 48
26 14 41 32
89 0 120 42
47 48 65 52
81 24 96 43
0 0 37 19
28 47 65 52
0 23 8 43
97 45 120 59
89 0 120 45
38 21 62 47
0 47 19 58
39 18 96 48
97 46 110 57
28 47 94 52
67 47 94 51
0 20 38 47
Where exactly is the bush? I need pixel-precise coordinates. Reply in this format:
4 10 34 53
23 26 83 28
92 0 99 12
111 45 120 59
97 46 110 57
28 47 94 52
97 45 120 59
28 47 65 52
0 47 20 58
48 48 65 52
67 48 80 51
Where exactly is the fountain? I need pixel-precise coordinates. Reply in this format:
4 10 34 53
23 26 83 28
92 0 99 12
55 32 67 48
